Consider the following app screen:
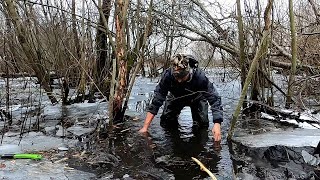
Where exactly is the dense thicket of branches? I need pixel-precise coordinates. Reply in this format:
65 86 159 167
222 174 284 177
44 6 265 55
0 0 319 125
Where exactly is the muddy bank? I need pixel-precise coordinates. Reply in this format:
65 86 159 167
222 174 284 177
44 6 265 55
230 142 319 179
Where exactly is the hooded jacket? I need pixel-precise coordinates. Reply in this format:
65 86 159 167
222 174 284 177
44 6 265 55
147 68 223 123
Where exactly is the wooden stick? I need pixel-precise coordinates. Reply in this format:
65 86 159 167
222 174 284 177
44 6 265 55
191 157 217 180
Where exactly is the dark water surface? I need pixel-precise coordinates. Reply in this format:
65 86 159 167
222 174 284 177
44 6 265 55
86 73 319 180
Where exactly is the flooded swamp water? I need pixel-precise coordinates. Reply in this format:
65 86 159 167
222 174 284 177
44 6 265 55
0 69 319 179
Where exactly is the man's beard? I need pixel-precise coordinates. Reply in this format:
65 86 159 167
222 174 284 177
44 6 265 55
172 69 189 79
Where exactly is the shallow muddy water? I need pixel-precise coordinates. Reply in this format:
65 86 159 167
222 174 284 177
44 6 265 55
65 72 240 179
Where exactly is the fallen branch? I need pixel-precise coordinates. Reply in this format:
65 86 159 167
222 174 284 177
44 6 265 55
271 41 319 75
246 100 320 126
257 67 288 99
54 157 68 164
191 157 217 180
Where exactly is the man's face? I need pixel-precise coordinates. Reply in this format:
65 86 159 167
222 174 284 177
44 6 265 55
171 54 190 82
172 66 189 82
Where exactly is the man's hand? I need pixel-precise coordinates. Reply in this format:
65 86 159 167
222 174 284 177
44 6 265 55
212 123 221 142
138 112 155 134
138 127 148 133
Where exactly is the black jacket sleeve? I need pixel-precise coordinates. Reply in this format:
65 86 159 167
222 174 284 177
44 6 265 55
201 74 223 123
147 70 171 115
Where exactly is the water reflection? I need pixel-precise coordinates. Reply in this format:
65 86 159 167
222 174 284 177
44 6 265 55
164 127 209 158
135 100 149 112
146 125 223 179
127 74 237 179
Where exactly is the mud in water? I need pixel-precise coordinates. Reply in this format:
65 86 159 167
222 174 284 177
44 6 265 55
64 114 319 180
66 115 233 180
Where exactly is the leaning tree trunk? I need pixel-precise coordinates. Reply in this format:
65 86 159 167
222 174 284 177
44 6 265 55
285 0 298 108
3 0 57 104
228 0 273 140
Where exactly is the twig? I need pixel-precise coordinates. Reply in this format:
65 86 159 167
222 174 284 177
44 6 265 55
120 128 130 133
54 157 68 164
191 157 217 180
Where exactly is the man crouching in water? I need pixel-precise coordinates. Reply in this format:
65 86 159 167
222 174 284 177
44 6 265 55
139 53 223 142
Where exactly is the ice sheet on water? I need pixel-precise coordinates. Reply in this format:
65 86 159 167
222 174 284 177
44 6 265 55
300 110 320 122
67 126 94 136
0 144 22 154
0 159 95 180
233 128 320 148
1 132 77 152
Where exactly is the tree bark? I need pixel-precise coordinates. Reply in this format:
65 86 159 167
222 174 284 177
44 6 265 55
112 0 130 123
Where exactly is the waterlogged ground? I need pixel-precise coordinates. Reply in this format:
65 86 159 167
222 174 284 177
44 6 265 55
0 68 319 179
63 71 239 179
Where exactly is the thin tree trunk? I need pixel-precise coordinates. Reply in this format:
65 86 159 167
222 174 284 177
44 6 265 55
76 0 87 102
285 0 298 108
168 0 176 67
228 0 273 140
108 57 117 132
94 0 113 99
72 0 81 58
135 0 146 77
4 35 12 126
251 0 263 101
236 0 247 108
163 0 176 70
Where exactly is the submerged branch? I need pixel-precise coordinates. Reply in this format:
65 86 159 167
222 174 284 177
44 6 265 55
191 157 217 180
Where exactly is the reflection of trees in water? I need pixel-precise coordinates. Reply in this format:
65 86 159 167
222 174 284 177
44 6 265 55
154 128 222 179
135 100 147 112
164 128 209 158
135 93 152 112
